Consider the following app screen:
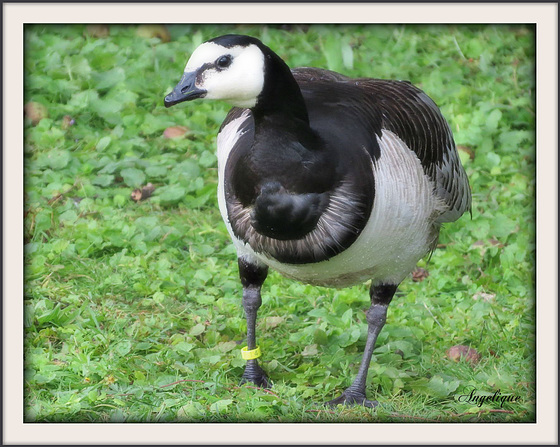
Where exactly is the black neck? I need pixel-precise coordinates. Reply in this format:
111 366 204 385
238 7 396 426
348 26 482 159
252 48 309 125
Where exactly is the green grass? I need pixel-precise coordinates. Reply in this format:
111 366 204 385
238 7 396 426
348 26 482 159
24 24 535 422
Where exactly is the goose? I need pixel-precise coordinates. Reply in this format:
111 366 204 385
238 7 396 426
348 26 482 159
164 34 471 407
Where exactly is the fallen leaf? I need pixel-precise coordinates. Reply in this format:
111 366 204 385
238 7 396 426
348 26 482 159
446 345 481 365
163 126 190 139
457 145 475 160
412 267 429 282
62 115 75 130
85 24 110 38
488 238 504 247
131 183 155 202
136 25 171 42
25 102 48 125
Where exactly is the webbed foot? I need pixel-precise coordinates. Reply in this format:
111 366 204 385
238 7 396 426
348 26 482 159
241 360 271 389
325 389 378 408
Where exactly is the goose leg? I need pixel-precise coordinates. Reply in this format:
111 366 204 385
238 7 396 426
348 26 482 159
326 283 397 408
238 257 271 388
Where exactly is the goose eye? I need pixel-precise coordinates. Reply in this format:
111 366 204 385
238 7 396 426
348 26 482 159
216 55 232 69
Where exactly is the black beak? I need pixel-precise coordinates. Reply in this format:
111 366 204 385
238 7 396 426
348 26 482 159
164 71 206 108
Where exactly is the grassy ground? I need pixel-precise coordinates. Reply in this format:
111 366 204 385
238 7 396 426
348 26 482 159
24 24 535 422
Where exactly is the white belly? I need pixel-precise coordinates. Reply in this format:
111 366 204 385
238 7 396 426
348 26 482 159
217 114 445 288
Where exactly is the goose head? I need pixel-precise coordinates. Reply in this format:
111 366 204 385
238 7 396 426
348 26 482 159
164 35 268 109
165 34 307 122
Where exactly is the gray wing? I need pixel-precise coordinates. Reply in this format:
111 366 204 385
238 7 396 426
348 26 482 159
416 90 472 223
293 67 472 223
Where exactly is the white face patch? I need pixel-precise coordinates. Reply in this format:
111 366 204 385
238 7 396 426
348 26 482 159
184 42 265 108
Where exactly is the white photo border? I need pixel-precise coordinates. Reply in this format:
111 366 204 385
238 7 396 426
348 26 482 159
3 2 557 445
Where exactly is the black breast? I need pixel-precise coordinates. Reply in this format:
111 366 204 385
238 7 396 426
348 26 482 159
223 110 375 264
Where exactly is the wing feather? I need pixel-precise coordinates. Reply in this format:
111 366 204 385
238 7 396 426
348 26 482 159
292 67 471 222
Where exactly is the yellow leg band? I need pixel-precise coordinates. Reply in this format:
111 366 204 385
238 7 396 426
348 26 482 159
241 346 261 360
